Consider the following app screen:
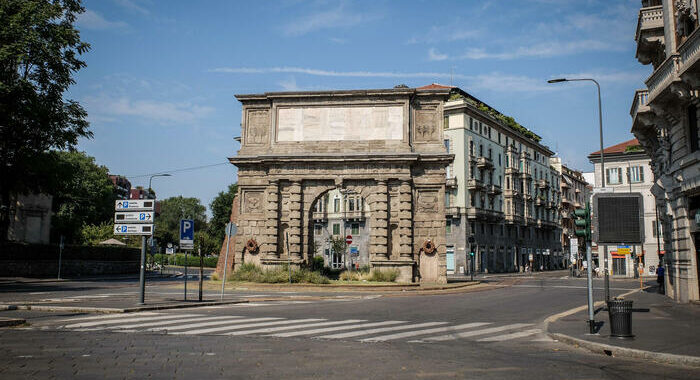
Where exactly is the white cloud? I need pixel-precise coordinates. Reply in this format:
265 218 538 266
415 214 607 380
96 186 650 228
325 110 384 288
465 73 557 93
84 95 214 125
428 48 448 61
461 40 623 60
77 10 128 30
278 77 300 91
210 66 461 79
114 0 150 15
282 4 380 36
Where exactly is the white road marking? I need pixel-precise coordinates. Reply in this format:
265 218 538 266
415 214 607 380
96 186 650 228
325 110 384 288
269 321 406 338
175 319 325 335
57 312 160 323
361 322 492 342
148 317 282 333
413 323 533 342
477 328 542 342
317 322 448 340
106 315 242 330
63 314 197 328
224 319 366 336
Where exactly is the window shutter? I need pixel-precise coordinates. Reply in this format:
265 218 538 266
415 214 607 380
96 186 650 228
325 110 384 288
617 169 622 184
640 167 644 182
626 167 630 183
605 169 610 185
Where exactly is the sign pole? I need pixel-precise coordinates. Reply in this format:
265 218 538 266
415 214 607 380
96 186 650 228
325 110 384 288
586 241 595 334
184 250 188 301
220 223 235 301
57 235 64 280
139 235 147 305
286 231 291 284
198 245 203 302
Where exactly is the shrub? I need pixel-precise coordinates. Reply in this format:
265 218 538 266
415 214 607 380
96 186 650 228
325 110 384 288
370 269 399 282
310 255 325 271
229 263 330 284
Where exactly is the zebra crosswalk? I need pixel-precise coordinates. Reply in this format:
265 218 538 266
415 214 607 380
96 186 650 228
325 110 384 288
37 312 544 344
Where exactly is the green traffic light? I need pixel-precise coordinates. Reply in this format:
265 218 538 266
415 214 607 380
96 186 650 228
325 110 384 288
573 203 592 242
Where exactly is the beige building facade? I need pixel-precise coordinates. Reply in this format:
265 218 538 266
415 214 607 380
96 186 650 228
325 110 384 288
443 87 562 275
631 0 700 301
227 87 453 283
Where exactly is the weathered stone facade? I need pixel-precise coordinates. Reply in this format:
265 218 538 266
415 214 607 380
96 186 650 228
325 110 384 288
225 87 453 283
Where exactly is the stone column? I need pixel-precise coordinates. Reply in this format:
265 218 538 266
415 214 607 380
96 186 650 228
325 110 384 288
263 179 279 258
288 180 302 260
399 179 413 259
370 180 389 260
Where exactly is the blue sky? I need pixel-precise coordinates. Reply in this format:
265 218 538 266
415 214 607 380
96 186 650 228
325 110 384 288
71 0 649 215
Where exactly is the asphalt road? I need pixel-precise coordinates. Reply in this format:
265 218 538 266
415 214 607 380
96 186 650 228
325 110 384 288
1 272 696 379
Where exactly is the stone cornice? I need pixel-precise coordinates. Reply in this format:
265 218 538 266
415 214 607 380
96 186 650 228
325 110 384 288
229 152 454 165
235 88 450 102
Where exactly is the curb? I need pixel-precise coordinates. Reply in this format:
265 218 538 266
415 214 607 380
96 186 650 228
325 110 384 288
0 317 26 327
544 286 700 367
226 281 480 292
0 300 249 314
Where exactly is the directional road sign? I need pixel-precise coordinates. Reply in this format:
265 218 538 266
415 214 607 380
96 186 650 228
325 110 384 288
617 245 632 255
115 199 155 211
114 224 154 235
114 211 154 223
226 222 238 237
180 219 194 250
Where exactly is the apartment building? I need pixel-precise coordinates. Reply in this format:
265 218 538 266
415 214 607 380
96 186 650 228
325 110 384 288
550 158 591 269
311 188 370 269
630 0 700 301
588 139 663 278
443 86 562 275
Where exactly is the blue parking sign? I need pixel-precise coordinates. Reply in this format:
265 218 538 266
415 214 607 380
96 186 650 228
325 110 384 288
180 219 194 245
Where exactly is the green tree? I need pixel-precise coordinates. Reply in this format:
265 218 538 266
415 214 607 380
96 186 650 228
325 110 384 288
208 183 238 245
156 196 207 248
195 231 218 256
0 0 91 240
79 222 118 246
49 151 116 243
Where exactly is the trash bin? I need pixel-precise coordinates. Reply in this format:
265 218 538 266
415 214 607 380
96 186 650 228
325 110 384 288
607 298 634 338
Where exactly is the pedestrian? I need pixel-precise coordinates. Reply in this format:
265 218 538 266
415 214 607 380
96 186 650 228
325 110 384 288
594 266 601 278
656 264 665 294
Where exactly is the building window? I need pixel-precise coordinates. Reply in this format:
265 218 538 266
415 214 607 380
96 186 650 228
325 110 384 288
498 132 501 144
488 148 492 160
348 199 355 211
628 166 644 183
498 154 501 166
332 223 340 235
315 224 322 235
444 139 450 153
606 168 622 185
470 118 474 130
333 198 341 212
470 195 476 207
479 144 483 156
469 141 474 156
444 115 449 130
351 223 359 235
446 219 452 234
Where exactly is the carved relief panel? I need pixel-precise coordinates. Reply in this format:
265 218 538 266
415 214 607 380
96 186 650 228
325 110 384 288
245 109 270 146
416 190 439 213
242 190 264 214
414 109 438 143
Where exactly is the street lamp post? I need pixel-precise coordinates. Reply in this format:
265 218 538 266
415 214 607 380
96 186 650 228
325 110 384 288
548 77 606 333
137 173 171 305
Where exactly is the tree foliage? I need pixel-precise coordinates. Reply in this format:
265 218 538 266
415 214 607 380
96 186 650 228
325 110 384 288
49 151 116 243
0 0 91 239
79 222 117 246
155 196 207 247
208 183 237 244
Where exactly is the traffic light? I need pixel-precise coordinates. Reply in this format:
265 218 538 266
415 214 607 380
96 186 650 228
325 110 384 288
574 201 591 242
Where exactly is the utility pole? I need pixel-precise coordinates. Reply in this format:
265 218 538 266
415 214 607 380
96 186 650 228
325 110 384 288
57 235 64 280
198 244 203 302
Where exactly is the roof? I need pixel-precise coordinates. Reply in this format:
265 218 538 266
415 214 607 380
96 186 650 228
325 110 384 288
416 83 455 90
588 138 643 158
98 238 126 246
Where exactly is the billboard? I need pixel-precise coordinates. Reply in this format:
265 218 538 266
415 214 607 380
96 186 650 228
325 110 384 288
593 193 644 244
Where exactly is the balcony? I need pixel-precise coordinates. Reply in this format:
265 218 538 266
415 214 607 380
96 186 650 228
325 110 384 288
635 5 665 66
546 200 557 209
505 214 524 225
534 197 545 206
476 156 494 169
520 172 532 180
445 206 460 218
645 54 681 104
312 211 327 221
679 27 700 80
522 193 533 201
503 189 520 198
487 184 502 195
505 167 519 175
467 178 485 190
562 197 572 206
561 181 570 189
466 207 490 220
344 210 366 220
630 89 650 122
446 177 457 188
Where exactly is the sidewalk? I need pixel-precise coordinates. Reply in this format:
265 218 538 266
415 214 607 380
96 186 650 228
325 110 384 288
547 285 700 366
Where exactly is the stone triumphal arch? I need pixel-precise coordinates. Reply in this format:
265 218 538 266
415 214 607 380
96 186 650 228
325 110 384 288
225 86 452 283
